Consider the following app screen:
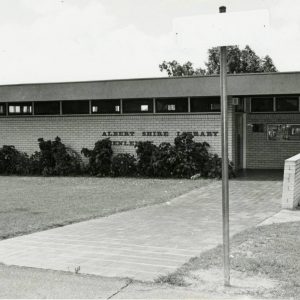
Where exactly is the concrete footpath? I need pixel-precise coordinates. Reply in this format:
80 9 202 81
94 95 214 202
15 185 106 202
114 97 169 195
0 263 261 299
0 178 282 284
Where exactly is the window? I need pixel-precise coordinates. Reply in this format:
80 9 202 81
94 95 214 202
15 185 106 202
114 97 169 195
190 97 220 112
156 98 188 113
167 104 176 111
141 105 149 112
62 100 89 114
91 100 120 114
235 98 245 112
0 103 6 115
252 124 265 133
122 99 153 113
276 96 299 112
8 102 32 115
251 97 274 112
34 101 60 115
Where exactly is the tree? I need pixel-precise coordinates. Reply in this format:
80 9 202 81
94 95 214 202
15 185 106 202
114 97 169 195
159 60 206 76
159 45 277 76
261 55 277 72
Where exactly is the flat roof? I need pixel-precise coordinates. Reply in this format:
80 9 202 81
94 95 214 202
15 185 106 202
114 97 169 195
0 72 300 102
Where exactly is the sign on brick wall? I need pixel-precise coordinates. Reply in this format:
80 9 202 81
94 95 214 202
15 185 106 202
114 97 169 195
101 130 219 146
267 124 300 141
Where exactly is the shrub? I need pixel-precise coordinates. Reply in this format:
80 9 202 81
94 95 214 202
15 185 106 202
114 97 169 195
37 137 82 176
0 134 235 179
136 134 212 178
172 133 211 178
135 141 157 177
0 145 31 175
203 154 235 179
151 142 177 177
135 133 235 179
28 151 43 175
81 138 113 176
111 153 136 177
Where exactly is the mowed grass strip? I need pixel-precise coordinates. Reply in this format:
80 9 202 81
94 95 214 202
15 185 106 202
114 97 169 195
157 221 300 299
0 176 210 240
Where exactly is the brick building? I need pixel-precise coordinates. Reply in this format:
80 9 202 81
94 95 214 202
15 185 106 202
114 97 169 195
0 71 300 169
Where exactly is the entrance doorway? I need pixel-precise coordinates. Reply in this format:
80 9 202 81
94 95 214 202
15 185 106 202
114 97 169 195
236 113 246 169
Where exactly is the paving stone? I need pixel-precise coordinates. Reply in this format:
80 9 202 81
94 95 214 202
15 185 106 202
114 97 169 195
0 177 282 281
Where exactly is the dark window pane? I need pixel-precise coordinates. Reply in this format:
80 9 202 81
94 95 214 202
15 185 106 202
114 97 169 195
251 97 274 112
252 124 265 132
91 100 120 114
234 98 245 112
156 98 188 113
62 100 89 114
8 102 32 115
123 99 153 113
34 101 60 115
0 103 6 115
276 96 299 112
190 97 220 112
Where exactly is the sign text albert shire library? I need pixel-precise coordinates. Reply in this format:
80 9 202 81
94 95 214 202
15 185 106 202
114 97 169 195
101 130 219 146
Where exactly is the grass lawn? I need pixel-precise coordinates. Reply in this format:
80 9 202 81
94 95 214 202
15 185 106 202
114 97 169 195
0 176 210 240
156 221 300 299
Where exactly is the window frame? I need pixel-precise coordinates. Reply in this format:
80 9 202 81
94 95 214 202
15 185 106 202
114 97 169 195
8 102 33 115
190 96 221 113
61 100 90 115
155 97 189 113
122 99 154 114
250 97 275 113
0 103 6 116
34 101 61 115
275 96 299 112
91 99 121 114
251 96 300 113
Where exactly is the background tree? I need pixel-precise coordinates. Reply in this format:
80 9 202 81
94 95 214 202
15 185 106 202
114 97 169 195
159 45 277 76
261 55 277 72
159 60 206 76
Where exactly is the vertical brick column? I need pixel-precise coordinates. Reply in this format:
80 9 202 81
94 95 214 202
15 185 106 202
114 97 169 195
282 153 300 209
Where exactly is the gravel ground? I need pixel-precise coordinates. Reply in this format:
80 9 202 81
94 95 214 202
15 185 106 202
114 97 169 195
0 176 210 239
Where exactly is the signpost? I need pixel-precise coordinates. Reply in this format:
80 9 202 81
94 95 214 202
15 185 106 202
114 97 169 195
173 6 269 287
219 5 230 287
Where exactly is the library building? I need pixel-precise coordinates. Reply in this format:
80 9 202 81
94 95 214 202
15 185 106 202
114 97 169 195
0 71 300 170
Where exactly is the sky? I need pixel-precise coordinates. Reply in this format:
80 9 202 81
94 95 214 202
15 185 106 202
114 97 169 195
0 0 299 84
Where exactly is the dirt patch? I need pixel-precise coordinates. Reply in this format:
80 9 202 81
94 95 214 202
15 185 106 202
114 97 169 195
187 268 279 298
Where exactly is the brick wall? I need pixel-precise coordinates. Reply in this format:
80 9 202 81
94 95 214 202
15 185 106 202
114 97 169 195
0 109 235 164
246 113 300 169
282 153 300 209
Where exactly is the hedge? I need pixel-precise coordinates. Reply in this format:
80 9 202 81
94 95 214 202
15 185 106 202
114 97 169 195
0 134 235 179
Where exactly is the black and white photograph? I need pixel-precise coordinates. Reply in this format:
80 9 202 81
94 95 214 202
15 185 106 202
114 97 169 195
0 0 299 299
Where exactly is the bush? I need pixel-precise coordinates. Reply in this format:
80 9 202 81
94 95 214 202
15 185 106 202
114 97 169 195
135 133 235 179
81 138 113 176
135 141 157 177
151 142 177 177
37 137 82 176
111 153 136 177
172 133 211 178
0 145 31 175
28 151 42 175
203 154 235 179
0 134 235 179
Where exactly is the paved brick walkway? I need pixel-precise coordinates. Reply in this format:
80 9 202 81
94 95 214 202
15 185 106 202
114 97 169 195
0 178 282 281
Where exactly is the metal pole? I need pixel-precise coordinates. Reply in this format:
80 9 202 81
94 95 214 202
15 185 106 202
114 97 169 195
219 5 230 287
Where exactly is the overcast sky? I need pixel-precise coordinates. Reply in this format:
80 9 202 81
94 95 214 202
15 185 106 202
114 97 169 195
0 0 299 84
